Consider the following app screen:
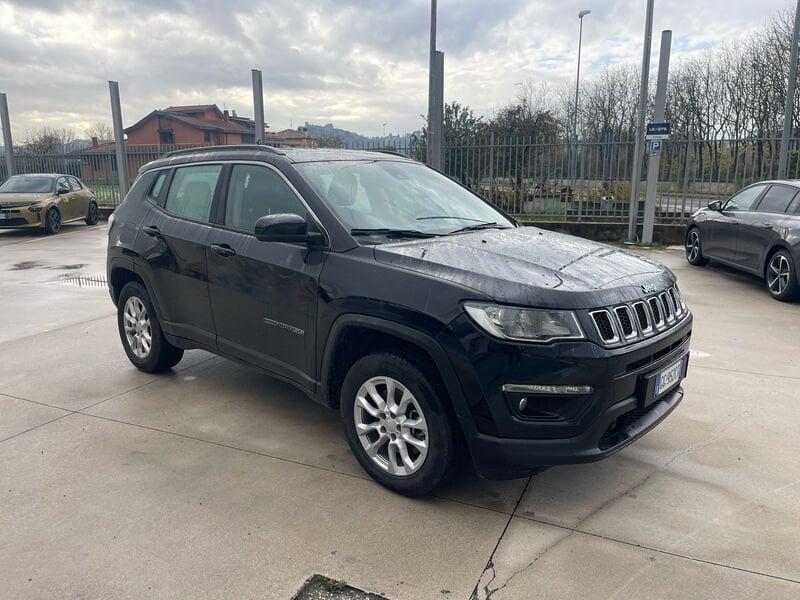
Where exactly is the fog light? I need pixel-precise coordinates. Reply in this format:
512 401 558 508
502 384 594 395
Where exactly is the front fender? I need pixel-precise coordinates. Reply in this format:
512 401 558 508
318 313 472 421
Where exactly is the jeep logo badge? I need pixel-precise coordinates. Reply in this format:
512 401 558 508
642 283 657 294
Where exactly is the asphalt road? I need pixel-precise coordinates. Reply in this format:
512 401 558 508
1 224 799 599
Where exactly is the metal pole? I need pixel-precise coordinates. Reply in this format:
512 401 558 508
779 0 800 179
642 30 672 244
571 10 591 187
108 81 129 198
430 50 445 170
0 93 15 177
427 0 438 167
489 130 495 201
627 0 654 241
252 69 265 145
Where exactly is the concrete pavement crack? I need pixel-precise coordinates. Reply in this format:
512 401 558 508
469 476 533 600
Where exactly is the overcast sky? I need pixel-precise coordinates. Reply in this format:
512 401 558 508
0 0 793 140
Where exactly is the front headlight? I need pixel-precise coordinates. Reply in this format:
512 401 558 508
464 303 584 343
27 204 43 213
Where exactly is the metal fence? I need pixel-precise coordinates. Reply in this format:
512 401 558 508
2 136 799 225
0 144 204 206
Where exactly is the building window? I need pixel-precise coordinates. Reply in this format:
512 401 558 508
159 130 174 145
241 133 255 144
203 130 212 144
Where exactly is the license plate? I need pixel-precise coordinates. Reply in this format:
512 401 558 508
654 359 684 398
0 213 7 220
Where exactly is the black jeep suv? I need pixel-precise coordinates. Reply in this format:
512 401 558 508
107 145 692 496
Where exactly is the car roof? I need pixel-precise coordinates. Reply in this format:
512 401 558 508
139 145 415 173
750 180 800 189
8 173 66 179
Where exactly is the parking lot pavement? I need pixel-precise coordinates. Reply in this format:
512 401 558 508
1 226 799 599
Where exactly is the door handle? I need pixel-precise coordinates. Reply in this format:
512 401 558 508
758 222 774 230
210 243 237 258
142 225 161 237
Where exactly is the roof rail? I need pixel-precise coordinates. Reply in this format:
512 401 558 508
163 144 286 158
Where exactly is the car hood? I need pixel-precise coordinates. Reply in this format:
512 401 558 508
373 227 675 309
0 193 52 207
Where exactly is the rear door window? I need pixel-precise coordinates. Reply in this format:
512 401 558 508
756 185 798 214
164 164 222 222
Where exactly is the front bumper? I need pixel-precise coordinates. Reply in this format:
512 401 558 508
442 312 692 479
462 386 683 479
0 208 41 227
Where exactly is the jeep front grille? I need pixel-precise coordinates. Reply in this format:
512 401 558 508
589 310 619 344
589 285 688 347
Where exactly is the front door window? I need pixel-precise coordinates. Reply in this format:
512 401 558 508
724 185 766 211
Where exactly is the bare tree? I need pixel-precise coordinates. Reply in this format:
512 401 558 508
22 127 77 154
84 122 113 143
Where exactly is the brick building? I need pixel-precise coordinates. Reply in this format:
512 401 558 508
124 104 260 146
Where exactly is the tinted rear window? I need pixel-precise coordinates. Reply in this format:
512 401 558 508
164 165 222 222
758 185 797 214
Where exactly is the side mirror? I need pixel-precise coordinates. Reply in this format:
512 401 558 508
254 213 323 245
708 200 722 212
57 185 70 195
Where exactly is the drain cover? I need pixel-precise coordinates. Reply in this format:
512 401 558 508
54 274 108 288
293 575 388 600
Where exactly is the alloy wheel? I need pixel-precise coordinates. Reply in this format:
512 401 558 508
123 296 152 358
48 209 61 233
686 230 701 262
354 376 429 477
767 254 791 296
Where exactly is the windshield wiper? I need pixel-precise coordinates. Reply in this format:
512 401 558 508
350 228 439 239
416 216 486 222
448 222 511 234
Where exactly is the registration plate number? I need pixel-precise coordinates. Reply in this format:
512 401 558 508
654 359 684 398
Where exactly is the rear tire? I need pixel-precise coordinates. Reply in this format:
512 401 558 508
117 281 184 372
85 201 98 225
685 227 708 266
340 352 459 497
765 249 799 302
44 207 61 234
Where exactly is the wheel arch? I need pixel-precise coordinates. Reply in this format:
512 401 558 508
109 265 146 306
318 315 470 420
762 242 793 279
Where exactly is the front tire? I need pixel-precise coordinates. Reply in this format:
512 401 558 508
85 201 99 225
685 227 708 266
117 281 184 372
765 250 799 302
44 207 61 234
340 352 459 497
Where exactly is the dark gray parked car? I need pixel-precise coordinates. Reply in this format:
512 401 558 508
685 180 800 301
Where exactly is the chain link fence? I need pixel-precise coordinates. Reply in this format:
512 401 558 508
2 136 797 225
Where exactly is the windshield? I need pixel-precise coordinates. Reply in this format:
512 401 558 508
0 176 54 194
295 160 514 237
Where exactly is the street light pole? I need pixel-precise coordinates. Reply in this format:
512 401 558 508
571 10 591 187
778 0 800 179
627 0 655 241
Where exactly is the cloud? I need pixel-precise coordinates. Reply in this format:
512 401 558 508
0 0 793 140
